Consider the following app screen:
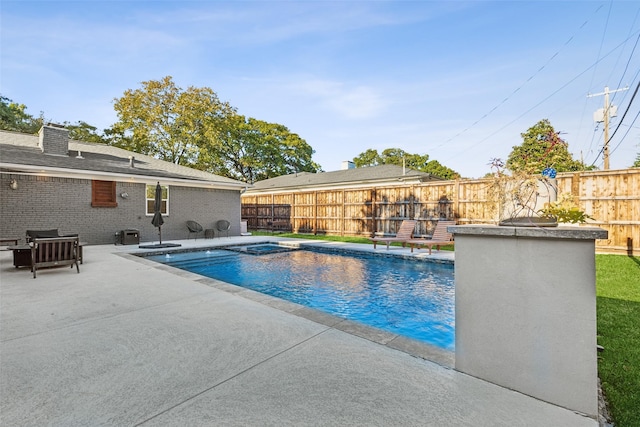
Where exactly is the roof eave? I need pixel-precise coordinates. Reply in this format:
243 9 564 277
247 176 429 194
0 163 251 191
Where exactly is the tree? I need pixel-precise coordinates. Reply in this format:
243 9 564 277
112 76 235 165
352 148 459 179
423 159 460 180
506 119 587 174
633 153 640 168
354 148 430 170
352 149 382 167
201 114 320 183
0 96 44 133
65 121 108 144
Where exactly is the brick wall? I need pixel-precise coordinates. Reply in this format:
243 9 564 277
0 175 241 245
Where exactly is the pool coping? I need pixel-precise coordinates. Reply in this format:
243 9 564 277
123 240 455 368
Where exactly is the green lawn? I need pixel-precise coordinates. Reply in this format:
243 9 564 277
596 254 640 427
253 232 638 424
250 231 455 251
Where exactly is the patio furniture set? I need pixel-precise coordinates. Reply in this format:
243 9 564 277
4 229 84 278
186 220 231 240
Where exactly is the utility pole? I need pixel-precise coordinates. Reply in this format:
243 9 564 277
588 86 628 170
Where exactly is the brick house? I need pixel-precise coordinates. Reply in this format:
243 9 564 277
0 125 248 245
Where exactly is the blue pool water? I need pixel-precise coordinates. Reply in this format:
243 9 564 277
145 245 455 350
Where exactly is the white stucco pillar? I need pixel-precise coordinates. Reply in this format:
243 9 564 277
450 224 607 418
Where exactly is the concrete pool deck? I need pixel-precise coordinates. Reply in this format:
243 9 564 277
1 236 597 426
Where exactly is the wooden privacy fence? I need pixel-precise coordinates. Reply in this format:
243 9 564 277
241 168 640 254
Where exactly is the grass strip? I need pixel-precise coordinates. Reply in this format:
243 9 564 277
596 254 640 427
250 231 454 251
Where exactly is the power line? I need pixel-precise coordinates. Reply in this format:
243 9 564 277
433 4 603 151
609 80 640 141
440 30 640 164
610 7 640 105
590 0 612 87
585 1 625 156
590 79 640 166
588 85 629 169
585 65 640 165
610 108 640 157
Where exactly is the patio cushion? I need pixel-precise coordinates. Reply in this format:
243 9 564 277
26 229 60 240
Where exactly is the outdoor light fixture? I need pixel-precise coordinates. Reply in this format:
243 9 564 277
9 179 18 190
120 192 129 199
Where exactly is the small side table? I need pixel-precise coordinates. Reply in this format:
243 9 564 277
204 229 216 239
8 244 31 268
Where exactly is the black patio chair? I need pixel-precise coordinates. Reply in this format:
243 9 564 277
186 220 204 240
216 220 231 238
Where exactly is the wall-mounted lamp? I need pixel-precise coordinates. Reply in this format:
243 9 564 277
9 179 18 190
120 192 129 199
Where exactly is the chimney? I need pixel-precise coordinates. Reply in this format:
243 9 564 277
341 160 355 170
38 123 69 156
129 156 135 167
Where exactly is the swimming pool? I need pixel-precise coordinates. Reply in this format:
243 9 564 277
144 244 455 350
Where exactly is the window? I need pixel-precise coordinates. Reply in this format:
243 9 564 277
92 180 117 207
146 184 169 215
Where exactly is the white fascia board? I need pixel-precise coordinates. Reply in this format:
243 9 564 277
0 163 250 191
246 178 425 194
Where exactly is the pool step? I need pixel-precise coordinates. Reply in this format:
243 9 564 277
158 252 240 269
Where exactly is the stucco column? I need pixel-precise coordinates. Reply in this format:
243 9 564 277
450 224 607 418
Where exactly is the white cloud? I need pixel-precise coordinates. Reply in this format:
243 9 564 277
290 79 386 119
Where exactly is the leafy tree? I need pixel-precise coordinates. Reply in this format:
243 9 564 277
64 121 108 143
201 114 320 183
103 126 133 149
112 76 235 165
423 159 459 180
352 148 382 167
0 96 44 133
352 148 459 179
633 153 640 168
506 119 587 174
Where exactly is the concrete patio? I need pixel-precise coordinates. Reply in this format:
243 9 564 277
0 237 597 426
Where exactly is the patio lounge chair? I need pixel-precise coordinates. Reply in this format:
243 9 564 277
405 220 456 254
370 219 417 250
186 220 203 240
31 236 80 278
216 220 231 238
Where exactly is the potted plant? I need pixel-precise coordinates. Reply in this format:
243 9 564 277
538 192 593 224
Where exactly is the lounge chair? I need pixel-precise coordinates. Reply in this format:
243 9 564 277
186 220 203 239
405 220 456 254
370 220 417 250
216 220 231 238
31 236 80 278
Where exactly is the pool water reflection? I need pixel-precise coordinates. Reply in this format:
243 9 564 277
145 246 455 350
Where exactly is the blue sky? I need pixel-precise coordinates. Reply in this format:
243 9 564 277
2 1 639 178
